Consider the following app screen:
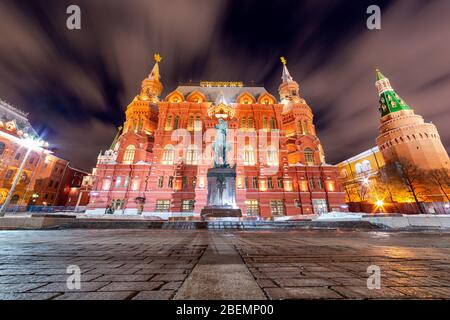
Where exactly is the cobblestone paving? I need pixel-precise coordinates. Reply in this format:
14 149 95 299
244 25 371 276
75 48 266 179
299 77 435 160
1 229 450 299
231 231 450 299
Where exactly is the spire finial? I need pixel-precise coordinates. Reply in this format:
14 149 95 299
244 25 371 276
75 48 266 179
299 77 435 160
280 56 287 65
154 53 162 63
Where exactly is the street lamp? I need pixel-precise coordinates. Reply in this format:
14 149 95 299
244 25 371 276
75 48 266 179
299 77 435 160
0 137 46 216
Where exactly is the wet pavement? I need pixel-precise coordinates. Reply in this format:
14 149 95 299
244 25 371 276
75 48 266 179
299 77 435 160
0 229 450 300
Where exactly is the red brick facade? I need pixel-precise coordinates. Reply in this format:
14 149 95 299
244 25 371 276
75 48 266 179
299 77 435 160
86 59 346 218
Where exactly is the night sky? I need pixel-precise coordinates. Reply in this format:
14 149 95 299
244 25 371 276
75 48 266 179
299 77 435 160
0 0 449 171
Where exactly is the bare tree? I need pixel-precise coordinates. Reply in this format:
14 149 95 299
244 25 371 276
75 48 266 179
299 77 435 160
397 159 429 213
428 168 450 202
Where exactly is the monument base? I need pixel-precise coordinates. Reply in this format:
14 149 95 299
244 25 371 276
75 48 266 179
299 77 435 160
201 206 242 220
201 166 242 220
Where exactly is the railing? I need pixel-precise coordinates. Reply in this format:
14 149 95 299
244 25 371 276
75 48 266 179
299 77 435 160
4 205 86 214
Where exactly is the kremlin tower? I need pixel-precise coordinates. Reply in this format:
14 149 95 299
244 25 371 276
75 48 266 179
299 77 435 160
375 69 449 171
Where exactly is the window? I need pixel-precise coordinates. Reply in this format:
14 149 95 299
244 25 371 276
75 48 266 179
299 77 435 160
156 200 170 211
248 118 254 129
168 176 174 188
165 115 173 131
186 145 198 165
317 178 323 189
20 172 28 183
194 116 202 131
10 194 20 205
245 177 249 189
182 200 195 212
138 119 144 131
15 153 21 160
270 117 277 129
173 116 180 130
48 180 53 188
192 177 197 188
270 200 285 216
308 178 315 189
188 115 194 131
244 145 255 165
124 176 130 188
362 160 371 172
115 176 122 188
162 145 174 164
123 145 136 164
277 177 283 188
0 142 5 155
312 199 328 214
268 178 273 189
304 148 314 165
182 176 188 189
29 158 35 165
252 177 259 189
297 121 303 134
157 176 164 188
355 163 363 175
5 170 14 179
304 120 310 134
241 117 247 130
267 145 279 166
245 200 259 216
262 117 268 130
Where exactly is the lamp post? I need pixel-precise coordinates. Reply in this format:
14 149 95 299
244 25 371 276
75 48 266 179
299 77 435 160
0 137 45 216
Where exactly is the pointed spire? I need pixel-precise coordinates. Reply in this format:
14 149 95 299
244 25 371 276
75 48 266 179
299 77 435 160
375 69 412 117
374 67 385 81
280 56 293 83
148 53 162 81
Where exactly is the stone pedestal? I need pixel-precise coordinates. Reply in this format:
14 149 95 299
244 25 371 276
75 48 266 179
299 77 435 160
201 166 242 219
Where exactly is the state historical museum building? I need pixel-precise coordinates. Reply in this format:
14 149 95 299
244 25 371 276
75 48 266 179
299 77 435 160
86 56 346 218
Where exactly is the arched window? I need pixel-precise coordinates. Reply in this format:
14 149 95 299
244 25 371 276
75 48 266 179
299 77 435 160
186 145 199 165
123 145 136 164
5 170 14 180
15 153 21 160
355 163 363 174
194 116 202 131
162 145 175 165
244 145 255 166
304 148 314 165
165 115 173 131
362 160 371 172
266 145 279 166
10 194 19 205
173 116 180 130
0 142 5 155
138 119 144 132
270 117 277 129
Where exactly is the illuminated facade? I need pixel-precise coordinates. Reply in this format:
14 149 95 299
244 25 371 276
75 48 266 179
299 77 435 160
86 56 346 218
0 99 87 207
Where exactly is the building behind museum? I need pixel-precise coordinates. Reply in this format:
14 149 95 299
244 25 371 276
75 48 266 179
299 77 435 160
0 99 88 208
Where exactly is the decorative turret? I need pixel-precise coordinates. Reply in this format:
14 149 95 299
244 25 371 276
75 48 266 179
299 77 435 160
278 56 300 103
375 68 412 117
140 53 164 101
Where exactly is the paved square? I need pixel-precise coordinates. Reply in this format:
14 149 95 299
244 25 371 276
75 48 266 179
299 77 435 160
0 229 450 299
